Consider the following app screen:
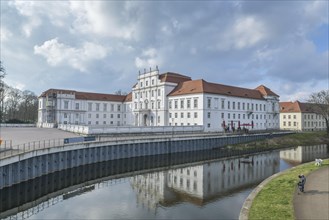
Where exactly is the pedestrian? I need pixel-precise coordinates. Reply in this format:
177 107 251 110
298 174 306 192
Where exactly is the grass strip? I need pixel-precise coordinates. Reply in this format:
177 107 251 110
232 131 329 150
248 159 329 220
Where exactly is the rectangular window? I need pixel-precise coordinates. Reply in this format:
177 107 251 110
75 103 79 110
169 113 172 118
242 103 245 110
103 114 106 118
96 114 99 118
157 116 160 123
158 89 161 96
207 98 211 108
207 112 211 118
207 123 211 128
111 104 114 111
221 113 224 119
238 102 240 110
103 103 107 111
187 112 191 118
117 104 121 111
233 102 235 110
64 101 69 110
194 112 198 118
118 114 120 118
194 99 198 108
181 112 184 118
169 101 172 109
228 113 230 119
157 101 161 109
175 113 178 118
96 103 100 111
88 113 91 118
174 100 178 109
64 113 67 118
187 99 191 108
180 99 184 109
110 114 113 118
227 101 230 109
221 99 225 109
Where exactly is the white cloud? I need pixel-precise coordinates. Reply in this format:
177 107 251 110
135 48 161 69
10 1 70 37
0 26 13 41
69 1 136 39
214 16 267 51
34 38 108 72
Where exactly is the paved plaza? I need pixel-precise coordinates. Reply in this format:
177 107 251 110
0 127 81 147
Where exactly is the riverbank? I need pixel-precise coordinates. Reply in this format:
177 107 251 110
241 159 329 220
231 131 329 150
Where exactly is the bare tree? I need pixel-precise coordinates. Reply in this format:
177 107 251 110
0 61 6 123
114 89 127 95
18 90 38 122
5 87 22 121
308 90 329 134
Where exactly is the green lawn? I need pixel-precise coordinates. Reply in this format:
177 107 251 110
248 159 329 220
232 131 329 150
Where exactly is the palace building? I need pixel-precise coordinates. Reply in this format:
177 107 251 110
279 101 327 131
38 68 280 131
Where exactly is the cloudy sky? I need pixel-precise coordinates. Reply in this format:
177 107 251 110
1 1 328 101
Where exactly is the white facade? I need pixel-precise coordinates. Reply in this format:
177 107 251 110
38 90 128 127
168 93 280 131
130 151 280 209
38 69 280 131
280 101 327 131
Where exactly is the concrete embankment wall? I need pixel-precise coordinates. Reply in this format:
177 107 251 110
0 133 284 189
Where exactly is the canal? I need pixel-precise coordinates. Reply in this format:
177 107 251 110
0 144 328 219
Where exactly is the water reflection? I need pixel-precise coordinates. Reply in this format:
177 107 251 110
280 144 328 163
130 152 279 211
1 144 328 220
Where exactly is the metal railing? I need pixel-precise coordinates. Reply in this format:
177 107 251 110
0 139 64 159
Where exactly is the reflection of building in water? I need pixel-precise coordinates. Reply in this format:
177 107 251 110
130 152 280 210
280 144 328 163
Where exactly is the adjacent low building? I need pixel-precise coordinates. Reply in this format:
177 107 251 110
279 101 327 131
38 68 280 131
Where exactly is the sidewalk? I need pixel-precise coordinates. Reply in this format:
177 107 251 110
293 166 329 220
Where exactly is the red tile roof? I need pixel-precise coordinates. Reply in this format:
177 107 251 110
280 101 317 113
255 85 279 97
124 92 132 102
39 89 126 102
168 79 274 100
